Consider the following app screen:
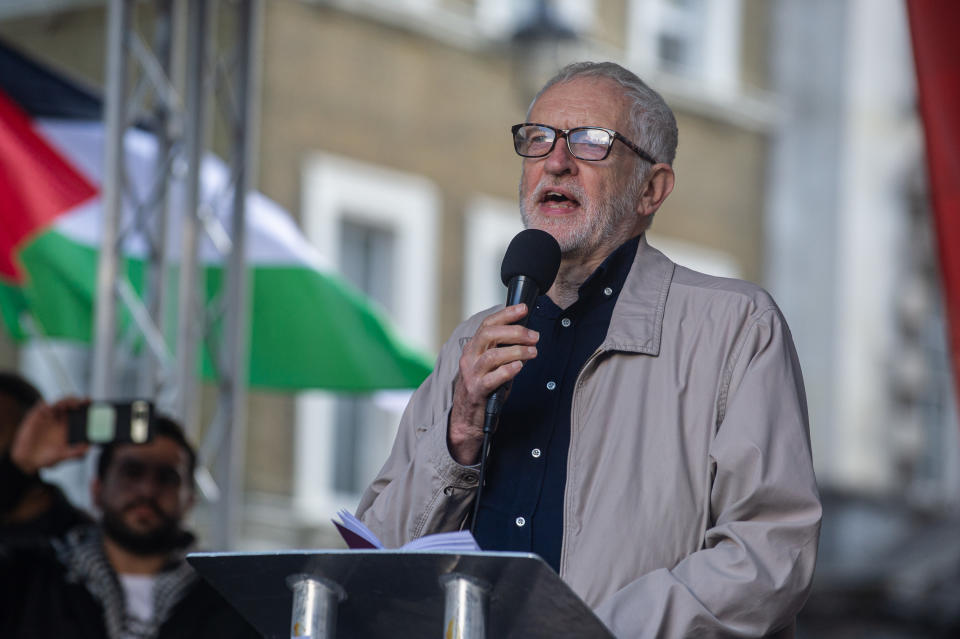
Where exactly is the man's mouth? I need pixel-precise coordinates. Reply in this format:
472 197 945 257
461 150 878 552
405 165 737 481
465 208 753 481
124 500 164 520
538 189 581 211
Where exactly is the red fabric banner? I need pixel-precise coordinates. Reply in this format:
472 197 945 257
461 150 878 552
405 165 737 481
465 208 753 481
907 1 960 410
0 89 97 284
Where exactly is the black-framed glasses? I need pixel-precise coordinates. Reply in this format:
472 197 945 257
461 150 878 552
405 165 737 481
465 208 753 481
512 123 657 164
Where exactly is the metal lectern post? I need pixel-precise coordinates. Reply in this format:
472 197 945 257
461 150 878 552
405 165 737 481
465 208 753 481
440 573 490 639
287 574 346 639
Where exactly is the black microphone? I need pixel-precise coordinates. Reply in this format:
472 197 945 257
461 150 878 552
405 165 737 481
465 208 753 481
485 229 562 420
471 229 560 535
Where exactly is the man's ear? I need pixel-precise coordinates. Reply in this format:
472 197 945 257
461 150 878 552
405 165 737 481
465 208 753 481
637 163 675 218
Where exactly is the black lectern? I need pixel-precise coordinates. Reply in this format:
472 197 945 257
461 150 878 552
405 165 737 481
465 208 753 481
187 550 614 638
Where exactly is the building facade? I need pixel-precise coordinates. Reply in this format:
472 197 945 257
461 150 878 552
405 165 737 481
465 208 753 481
0 0 778 548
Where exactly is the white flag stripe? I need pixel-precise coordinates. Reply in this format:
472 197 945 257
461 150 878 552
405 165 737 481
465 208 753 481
37 119 332 271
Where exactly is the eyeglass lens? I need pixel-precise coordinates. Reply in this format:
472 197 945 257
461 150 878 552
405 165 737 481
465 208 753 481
514 125 613 161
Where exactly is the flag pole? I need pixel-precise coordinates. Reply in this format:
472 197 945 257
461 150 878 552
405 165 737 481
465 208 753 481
92 0 132 400
139 0 178 399
175 0 212 439
210 0 261 550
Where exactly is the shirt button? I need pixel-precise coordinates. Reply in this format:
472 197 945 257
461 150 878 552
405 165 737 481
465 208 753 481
531 448 542 458
603 286 613 296
515 517 526 527
561 317 572 327
546 381 556 390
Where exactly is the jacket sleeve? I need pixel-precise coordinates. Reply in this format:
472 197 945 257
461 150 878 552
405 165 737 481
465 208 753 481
0 451 38 515
356 325 483 547
594 308 822 638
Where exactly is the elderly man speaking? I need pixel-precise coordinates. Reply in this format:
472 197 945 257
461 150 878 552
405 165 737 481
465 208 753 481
357 61 821 638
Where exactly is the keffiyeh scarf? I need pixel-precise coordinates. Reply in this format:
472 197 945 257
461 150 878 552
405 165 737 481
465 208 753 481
53 525 198 639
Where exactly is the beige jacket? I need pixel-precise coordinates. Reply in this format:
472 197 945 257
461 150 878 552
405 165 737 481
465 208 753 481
357 236 821 638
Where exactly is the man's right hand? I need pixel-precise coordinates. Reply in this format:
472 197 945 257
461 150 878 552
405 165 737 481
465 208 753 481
10 397 89 475
448 304 539 465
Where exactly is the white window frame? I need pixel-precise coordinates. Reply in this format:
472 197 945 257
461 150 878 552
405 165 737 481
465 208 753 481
627 0 743 96
462 196 524 319
646 232 742 279
474 0 596 40
294 153 439 522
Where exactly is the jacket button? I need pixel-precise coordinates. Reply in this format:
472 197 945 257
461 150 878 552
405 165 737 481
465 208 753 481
531 448 541 458
515 517 526 527
603 286 613 296
546 381 556 390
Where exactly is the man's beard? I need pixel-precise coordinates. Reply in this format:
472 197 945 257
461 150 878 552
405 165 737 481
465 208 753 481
519 171 642 259
100 500 188 556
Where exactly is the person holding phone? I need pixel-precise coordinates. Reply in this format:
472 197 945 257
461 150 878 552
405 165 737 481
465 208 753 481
0 390 257 639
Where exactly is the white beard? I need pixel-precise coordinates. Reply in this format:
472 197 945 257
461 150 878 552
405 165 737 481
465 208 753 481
520 172 642 259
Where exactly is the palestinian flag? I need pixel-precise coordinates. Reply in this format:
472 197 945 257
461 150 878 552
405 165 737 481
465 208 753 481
0 40 432 391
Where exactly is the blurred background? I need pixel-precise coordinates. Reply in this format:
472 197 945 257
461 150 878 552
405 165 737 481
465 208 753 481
1 0 958 636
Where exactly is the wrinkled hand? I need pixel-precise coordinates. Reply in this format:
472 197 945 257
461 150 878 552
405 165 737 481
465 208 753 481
448 304 539 465
10 397 90 475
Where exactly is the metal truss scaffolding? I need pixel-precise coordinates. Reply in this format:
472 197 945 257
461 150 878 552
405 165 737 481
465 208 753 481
93 0 262 549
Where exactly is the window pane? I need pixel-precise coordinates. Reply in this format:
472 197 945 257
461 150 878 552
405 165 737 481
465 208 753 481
339 218 395 312
333 219 397 494
658 33 687 69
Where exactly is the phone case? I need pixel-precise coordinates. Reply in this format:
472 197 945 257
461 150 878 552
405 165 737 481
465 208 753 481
66 401 155 445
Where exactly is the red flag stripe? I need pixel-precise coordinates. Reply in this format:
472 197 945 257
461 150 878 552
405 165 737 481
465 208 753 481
906 1 960 418
0 88 98 284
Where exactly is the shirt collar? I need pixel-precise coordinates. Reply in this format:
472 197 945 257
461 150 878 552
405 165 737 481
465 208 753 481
534 235 641 320
578 234 641 299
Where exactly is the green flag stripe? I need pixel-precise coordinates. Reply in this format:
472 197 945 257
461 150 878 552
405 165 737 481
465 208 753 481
1 231 433 390
243 266 433 391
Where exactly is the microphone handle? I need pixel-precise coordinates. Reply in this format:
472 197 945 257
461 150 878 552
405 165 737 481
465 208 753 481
484 275 540 427
505 274 539 309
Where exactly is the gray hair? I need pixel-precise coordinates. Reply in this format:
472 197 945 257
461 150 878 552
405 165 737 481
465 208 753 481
527 61 678 168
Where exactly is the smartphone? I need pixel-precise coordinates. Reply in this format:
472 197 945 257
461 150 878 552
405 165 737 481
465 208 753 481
67 400 155 445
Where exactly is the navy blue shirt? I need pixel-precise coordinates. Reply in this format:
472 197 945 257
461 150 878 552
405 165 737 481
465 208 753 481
474 236 640 573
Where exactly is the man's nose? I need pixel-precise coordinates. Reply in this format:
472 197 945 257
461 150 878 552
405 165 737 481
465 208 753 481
128 471 163 495
543 136 578 175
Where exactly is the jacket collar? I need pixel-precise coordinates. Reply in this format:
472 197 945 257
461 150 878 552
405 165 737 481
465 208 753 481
601 233 675 356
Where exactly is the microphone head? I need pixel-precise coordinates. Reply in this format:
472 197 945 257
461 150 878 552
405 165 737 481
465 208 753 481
500 229 562 292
